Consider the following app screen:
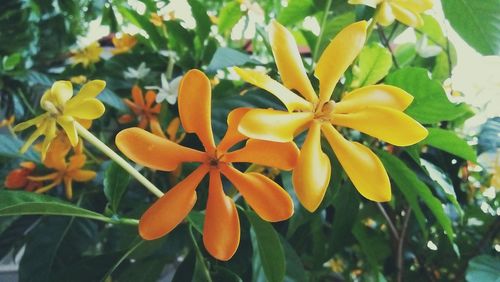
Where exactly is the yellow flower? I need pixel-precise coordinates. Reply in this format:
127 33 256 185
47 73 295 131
323 258 345 273
235 20 428 211
70 75 87 84
29 136 96 200
71 42 103 67
0 115 15 127
13 80 106 159
348 0 434 27
111 34 137 55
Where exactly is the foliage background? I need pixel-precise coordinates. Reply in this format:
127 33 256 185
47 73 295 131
0 0 499 281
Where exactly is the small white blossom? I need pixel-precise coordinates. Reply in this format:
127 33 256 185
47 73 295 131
124 62 151 80
146 74 183 105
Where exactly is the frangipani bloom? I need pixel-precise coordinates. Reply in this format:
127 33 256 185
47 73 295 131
146 74 182 104
29 134 96 199
71 42 103 67
235 20 428 212
116 69 297 260
348 0 433 27
119 86 161 130
111 34 137 55
13 80 106 159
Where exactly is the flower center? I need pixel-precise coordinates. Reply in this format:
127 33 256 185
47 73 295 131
314 101 335 121
42 101 62 116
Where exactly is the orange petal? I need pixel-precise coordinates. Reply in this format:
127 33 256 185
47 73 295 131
293 121 331 212
334 85 414 114
131 85 145 107
218 108 251 153
64 177 73 199
269 20 317 103
178 69 216 153
315 21 367 104
321 124 391 202
203 170 240 261
150 118 167 139
71 170 96 182
167 117 181 142
115 127 205 171
145 90 157 108
330 106 428 146
220 164 293 222
223 139 299 171
139 165 209 240
238 109 313 142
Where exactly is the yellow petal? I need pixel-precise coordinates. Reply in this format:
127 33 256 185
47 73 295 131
390 2 423 27
394 0 433 13
315 21 367 104
139 165 209 240
218 108 251 153
292 121 331 212
220 164 293 222
65 99 105 120
64 177 73 199
233 68 313 112
223 139 299 171
50 81 73 107
56 116 78 146
334 85 414 114
178 69 216 153
376 1 396 26
347 0 383 8
321 124 391 202
115 127 205 171
66 80 106 108
40 120 57 160
203 170 240 261
268 20 317 103
238 109 313 142
19 120 49 154
13 114 47 132
330 106 428 146
71 170 96 182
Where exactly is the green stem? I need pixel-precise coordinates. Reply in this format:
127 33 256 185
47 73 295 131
311 0 333 68
102 239 144 280
17 88 36 115
74 122 164 198
166 55 175 81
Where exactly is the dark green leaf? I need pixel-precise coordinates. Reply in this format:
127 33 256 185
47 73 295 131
207 47 259 73
104 162 131 213
277 0 316 26
0 133 39 161
385 67 468 124
280 236 307 282
424 128 477 162
188 0 211 42
187 210 205 234
246 210 285 282
466 255 500 282
329 182 360 253
99 88 127 112
442 0 500 55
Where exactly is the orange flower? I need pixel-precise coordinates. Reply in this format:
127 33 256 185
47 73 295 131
116 69 297 261
119 86 161 130
4 162 41 191
29 135 96 200
111 34 137 55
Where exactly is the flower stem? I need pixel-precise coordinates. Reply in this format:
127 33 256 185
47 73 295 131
75 122 164 198
311 0 333 68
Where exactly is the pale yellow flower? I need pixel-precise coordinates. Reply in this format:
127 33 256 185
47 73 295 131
71 42 103 67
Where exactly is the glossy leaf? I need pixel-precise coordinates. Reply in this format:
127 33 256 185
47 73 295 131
103 162 131 213
424 128 477 162
351 43 392 88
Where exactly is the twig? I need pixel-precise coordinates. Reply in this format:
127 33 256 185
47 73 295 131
376 202 399 241
397 208 412 282
376 24 400 69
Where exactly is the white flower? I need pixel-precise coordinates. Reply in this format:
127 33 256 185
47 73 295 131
124 62 151 80
416 35 442 58
146 74 183 105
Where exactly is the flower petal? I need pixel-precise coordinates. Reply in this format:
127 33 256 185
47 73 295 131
223 139 299 170
238 109 313 142
203 170 240 261
334 85 414 114
64 177 74 199
65 99 105 120
178 69 216 153
233 68 313 112
145 90 157 108
347 0 383 8
376 1 396 26
40 119 57 159
394 0 433 13
390 2 423 27
115 127 205 171
56 117 78 146
218 108 251 153
139 165 209 240
71 170 96 182
220 164 293 222
66 80 106 108
321 124 391 202
132 85 145 107
50 81 73 107
292 121 331 212
269 20 317 103
315 21 367 104
13 114 47 132
330 106 428 146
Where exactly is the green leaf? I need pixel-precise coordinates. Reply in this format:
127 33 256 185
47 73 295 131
277 0 316 26
206 47 259 73
394 43 416 68
188 0 211 42
103 162 131 213
218 2 243 34
351 43 392 88
2 52 21 71
416 14 446 47
385 67 468 124
424 128 477 162
352 222 391 272
318 12 356 55
0 133 39 161
280 236 307 282
187 210 205 234
0 190 110 222
466 255 500 282
378 151 456 248
246 210 285 282
99 88 127 112
328 182 360 253
442 0 500 55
